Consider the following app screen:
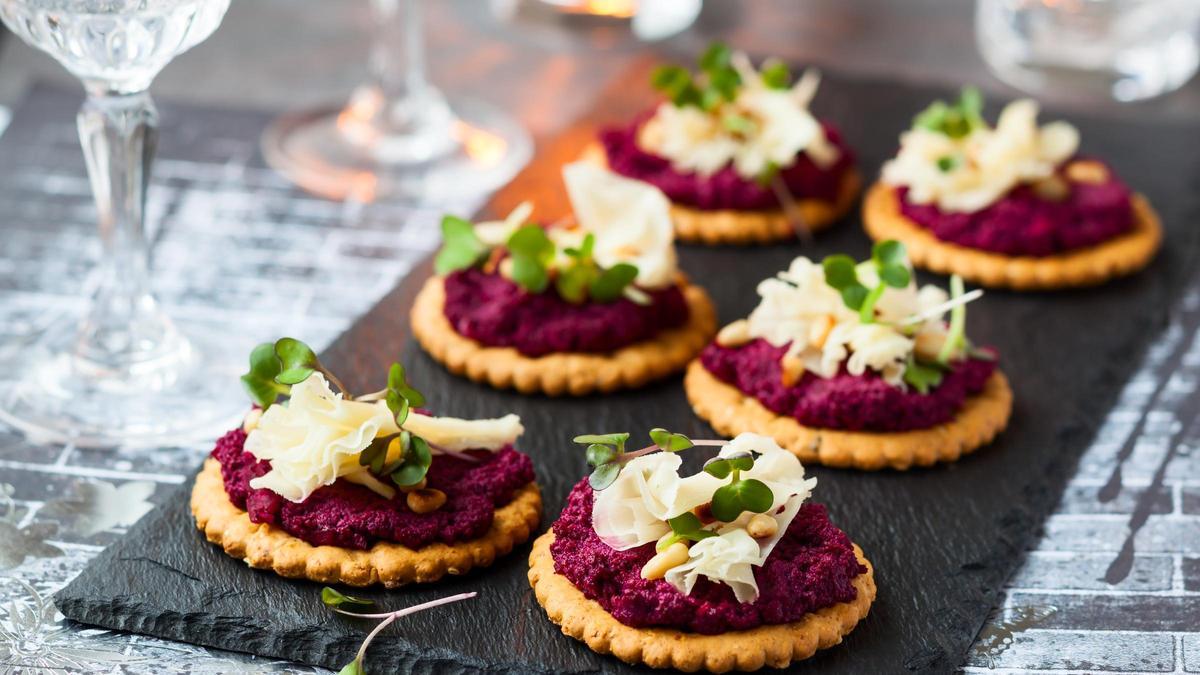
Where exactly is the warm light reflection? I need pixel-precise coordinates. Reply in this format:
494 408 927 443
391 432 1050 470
453 121 508 167
544 0 636 18
336 89 384 147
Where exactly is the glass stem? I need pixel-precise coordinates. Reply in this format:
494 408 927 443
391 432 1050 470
74 87 184 381
343 0 456 161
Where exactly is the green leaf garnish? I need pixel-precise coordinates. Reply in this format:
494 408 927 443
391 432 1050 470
649 428 693 453
699 42 733 72
338 662 364 675
711 477 774 522
391 434 432 487
722 114 756 135
903 356 944 394
649 41 744 110
702 452 754 480
936 155 959 172
589 263 638 303
434 215 488 275
574 433 631 448
824 240 912 323
588 463 621 490
938 274 968 364
385 363 425 426
274 337 319 386
840 284 869 311
760 60 791 89
657 512 717 550
506 225 554 293
321 587 375 610
914 86 985 139
822 255 859 289
878 264 911 289
586 443 617 467
241 342 287 410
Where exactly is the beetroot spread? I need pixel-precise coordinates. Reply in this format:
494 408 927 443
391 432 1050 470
897 159 1134 256
550 479 864 634
211 428 536 550
443 268 690 357
599 112 855 211
701 339 996 432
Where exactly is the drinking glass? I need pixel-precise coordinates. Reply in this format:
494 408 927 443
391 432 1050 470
261 0 533 204
0 0 243 447
976 0 1200 102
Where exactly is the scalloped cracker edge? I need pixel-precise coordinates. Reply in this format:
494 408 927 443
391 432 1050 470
685 361 1013 470
862 182 1162 290
412 276 717 396
581 142 860 245
191 458 542 588
528 531 875 672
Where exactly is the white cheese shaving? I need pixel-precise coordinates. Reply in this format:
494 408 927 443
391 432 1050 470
591 432 817 603
636 55 839 181
560 162 678 289
245 373 524 503
743 255 954 387
881 98 1080 213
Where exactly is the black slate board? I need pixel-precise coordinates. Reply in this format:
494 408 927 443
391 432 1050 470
56 68 1200 674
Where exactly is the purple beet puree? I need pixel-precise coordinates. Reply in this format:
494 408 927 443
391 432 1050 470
549 479 865 634
442 268 689 357
598 111 856 211
700 339 997 432
897 159 1134 257
211 428 536 550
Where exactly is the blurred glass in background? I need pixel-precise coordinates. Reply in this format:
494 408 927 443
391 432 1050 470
262 0 533 205
977 0 1200 101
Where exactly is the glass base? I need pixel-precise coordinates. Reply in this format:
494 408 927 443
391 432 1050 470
0 317 245 448
261 96 533 205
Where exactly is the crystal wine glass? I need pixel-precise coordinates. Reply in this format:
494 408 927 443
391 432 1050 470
261 0 533 204
0 0 243 447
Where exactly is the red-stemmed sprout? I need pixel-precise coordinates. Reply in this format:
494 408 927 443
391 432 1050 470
321 587 477 675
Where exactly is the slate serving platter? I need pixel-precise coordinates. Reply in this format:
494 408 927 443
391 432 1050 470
56 65 1200 674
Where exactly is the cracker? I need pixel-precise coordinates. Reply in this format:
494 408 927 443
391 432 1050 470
191 458 542 587
684 361 1012 470
527 531 875 672
411 277 717 396
862 182 1162 290
581 142 860 245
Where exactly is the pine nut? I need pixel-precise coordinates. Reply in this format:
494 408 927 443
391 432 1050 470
1031 175 1069 202
1065 160 1108 185
747 513 779 539
406 488 446 514
716 319 751 347
808 315 835 349
781 353 805 387
641 542 690 580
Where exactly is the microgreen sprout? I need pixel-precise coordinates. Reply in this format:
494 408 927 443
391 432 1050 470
577 429 728 490
651 42 742 111
241 339 438 489
902 356 945 395
938 275 968 365
914 86 986 139
322 587 477 675
434 215 488 276
321 587 375 610
433 217 642 303
241 337 349 409
555 233 640 304
506 224 555 293
704 453 775 522
822 240 912 323
657 512 716 551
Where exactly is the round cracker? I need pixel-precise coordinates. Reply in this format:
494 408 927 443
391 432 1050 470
191 458 542 587
862 182 1162 290
411 276 717 396
527 531 875 672
684 360 1012 471
581 142 860 245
